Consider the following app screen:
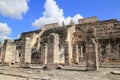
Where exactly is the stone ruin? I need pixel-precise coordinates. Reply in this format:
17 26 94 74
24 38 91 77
0 16 120 70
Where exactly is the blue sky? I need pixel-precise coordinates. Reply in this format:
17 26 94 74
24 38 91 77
0 0 120 42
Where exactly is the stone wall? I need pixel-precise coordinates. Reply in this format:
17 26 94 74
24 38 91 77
43 23 58 30
78 16 98 24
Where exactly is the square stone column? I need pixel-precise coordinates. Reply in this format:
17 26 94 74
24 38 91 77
0 42 2 61
86 39 99 70
46 33 60 69
47 33 59 64
80 46 84 58
86 41 97 70
119 42 120 60
15 50 20 63
73 45 79 64
1 39 16 66
64 41 73 65
106 41 112 55
41 43 48 64
20 37 31 68
59 46 65 64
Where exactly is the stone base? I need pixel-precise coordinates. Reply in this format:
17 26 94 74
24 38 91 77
1 62 11 66
20 63 31 68
86 67 96 71
45 64 59 69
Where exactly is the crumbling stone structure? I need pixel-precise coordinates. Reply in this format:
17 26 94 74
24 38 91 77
0 16 120 70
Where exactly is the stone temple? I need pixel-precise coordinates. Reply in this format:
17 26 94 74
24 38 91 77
0 16 120 70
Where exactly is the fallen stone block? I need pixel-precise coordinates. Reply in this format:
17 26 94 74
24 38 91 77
111 71 120 75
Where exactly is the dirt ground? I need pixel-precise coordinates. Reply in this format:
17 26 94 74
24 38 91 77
0 63 120 80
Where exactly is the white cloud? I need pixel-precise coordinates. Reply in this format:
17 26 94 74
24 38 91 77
0 23 11 42
0 0 29 19
32 0 83 28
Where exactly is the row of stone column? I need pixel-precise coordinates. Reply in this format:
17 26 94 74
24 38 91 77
41 41 83 66
0 34 99 70
0 37 32 68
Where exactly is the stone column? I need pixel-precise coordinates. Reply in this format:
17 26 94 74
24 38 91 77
47 33 60 69
0 48 1 62
59 45 65 64
98 42 101 63
20 37 31 68
0 42 2 62
80 46 84 58
73 45 79 64
106 40 111 55
86 39 97 70
93 39 99 70
64 41 73 65
1 39 16 66
15 50 20 63
118 40 120 60
41 43 48 64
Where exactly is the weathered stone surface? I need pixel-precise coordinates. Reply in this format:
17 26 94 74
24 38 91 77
43 23 58 30
47 33 59 64
86 39 97 70
78 16 98 24
64 41 73 65
111 71 120 75
41 43 48 64
59 45 65 64
0 41 2 61
20 37 31 68
46 64 59 69
73 45 79 64
1 39 16 65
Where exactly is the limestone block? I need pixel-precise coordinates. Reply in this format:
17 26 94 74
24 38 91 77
46 64 59 69
111 71 120 75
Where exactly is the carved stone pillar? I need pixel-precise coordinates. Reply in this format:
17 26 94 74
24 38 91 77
20 37 31 68
41 43 48 64
1 39 16 66
86 39 97 70
73 45 79 64
80 46 84 58
64 41 73 65
46 33 60 69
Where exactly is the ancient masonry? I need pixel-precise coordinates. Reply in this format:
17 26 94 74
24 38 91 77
0 16 120 70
